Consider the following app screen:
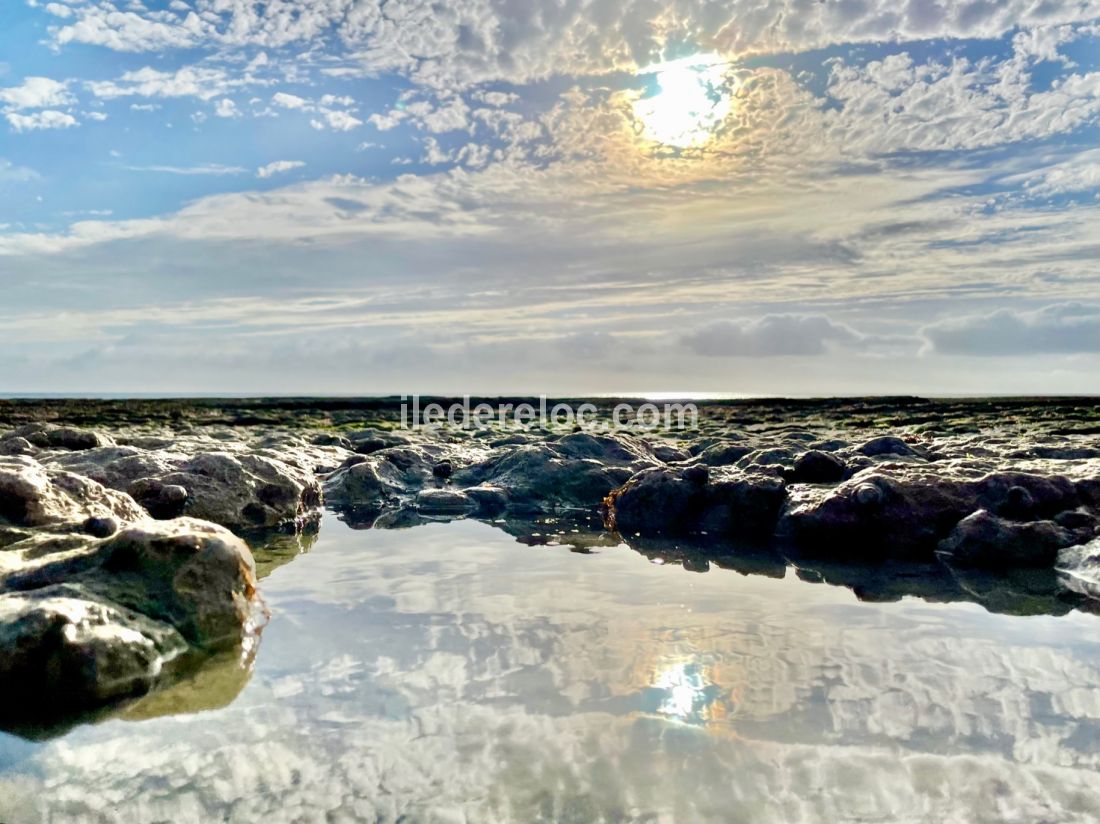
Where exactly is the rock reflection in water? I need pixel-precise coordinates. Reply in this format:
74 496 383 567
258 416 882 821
1 515 1099 823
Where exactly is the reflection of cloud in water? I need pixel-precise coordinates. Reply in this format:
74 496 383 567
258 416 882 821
2 518 1100 823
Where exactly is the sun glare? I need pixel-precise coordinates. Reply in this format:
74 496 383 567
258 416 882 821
633 53 732 148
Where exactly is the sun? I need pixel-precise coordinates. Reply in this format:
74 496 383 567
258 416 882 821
633 53 732 148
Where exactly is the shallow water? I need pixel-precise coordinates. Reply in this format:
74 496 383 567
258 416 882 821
2 515 1100 824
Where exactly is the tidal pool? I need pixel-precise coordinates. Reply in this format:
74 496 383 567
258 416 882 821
1 515 1099 823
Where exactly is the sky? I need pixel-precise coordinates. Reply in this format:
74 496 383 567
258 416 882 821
0 0 1098 396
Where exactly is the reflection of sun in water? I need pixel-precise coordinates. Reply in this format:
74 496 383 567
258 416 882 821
633 53 732 148
649 660 735 726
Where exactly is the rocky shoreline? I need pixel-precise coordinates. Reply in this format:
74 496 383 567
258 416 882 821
2 397 1099 733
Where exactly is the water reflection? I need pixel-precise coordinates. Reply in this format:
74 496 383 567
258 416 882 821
1 516 1100 823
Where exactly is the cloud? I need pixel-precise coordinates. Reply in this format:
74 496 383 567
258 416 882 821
0 158 39 183
43 0 1100 90
86 65 245 101
5 109 78 131
681 314 886 357
123 163 248 176
921 303 1100 355
311 109 363 131
272 91 308 109
214 97 240 118
257 160 305 178
0 76 73 109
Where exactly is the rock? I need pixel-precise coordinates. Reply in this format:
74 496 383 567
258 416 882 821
694 442 753 466
311 433 352 449
83 516 119 539
0 590 187 709
0 436 35 457
653 444 690 463
146 452 322 531
464 484 509 514
735 447 796 469
128 478 190 520
0 514 261 722
2 424 114 452
790 450 846 484
415 488 473 515
0 456 146 529
938 510 1074 568
856 436 921 458
432 460 453 479
2 518 260 646
456 434 655 512
606 466 786 539
325 444 447 509
354 438 388 455
781 467 1085 559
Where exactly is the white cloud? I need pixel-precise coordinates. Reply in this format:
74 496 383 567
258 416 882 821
682 314 891 357
0 76 73 109
122 163 247 176
257 160 305 178
0 158 39 183
921 304 1100 355
314 109 363 131
272 91 308 109
43 0 1100 92
87 65 245 101
5 109 78 131
214 97 239 118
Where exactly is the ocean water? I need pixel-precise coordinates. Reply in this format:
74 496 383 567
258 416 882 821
1 514 1099 823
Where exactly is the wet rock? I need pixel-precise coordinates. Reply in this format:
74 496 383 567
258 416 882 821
416 488 473 516
464 484 509 514
325 444 446 509
2 518 259 645
938 510 1074 568
606 466 786 539
780 470 974 558
781 467 1087 560
790 450 846 484
0 590 187 708
457 434 655 512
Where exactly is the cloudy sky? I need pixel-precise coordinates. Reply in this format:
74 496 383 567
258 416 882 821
1 1 1098 395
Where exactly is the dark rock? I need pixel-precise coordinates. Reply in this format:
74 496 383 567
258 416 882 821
938 510 1074 568
694 442 753 466
354 438 388 455
653 444 690 463
606 466 786 539
790 450 846 484
432 460 453 479
83 516 119 539
415 488 472 515
781 467 1087 560
464 485 509 514
856 436 920 458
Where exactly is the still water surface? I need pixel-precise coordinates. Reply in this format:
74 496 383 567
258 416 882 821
1 515 1099 823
